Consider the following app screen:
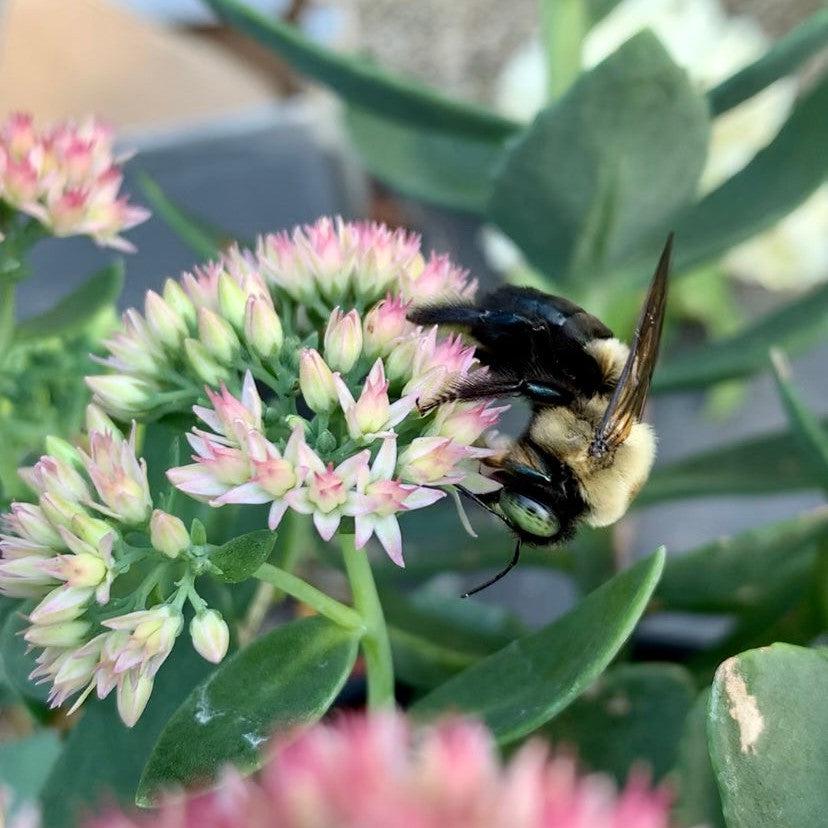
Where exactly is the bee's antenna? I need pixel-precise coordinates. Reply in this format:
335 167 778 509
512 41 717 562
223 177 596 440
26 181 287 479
462 539 522 598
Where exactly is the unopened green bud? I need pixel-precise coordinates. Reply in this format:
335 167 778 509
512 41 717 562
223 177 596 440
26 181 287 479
198 307 239 365
184 338 230 387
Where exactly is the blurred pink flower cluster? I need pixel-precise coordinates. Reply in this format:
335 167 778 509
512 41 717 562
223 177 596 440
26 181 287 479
0 407 229 726
0 113 148 250
91 712 672 828
90 218 504 565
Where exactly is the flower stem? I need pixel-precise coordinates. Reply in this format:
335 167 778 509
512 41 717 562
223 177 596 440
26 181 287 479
239 512 308 645
340 533 395 708
254 562 364 632
0 281 15 364
539 0 586 100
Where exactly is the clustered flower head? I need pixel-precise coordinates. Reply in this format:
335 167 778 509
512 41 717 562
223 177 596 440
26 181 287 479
90 712 673 828
89 217 504 567
0 407 230 726
0 112 149 250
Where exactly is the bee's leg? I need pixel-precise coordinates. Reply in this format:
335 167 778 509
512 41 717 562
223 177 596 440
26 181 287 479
462 539 522 598
419 373 569 412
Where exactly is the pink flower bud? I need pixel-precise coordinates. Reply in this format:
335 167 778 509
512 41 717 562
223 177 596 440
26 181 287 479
39 553 108 589
69 512 113 548
149 510 190 558
117 669 154 727
44 436 82 468
162 277 197 329
397 437 469 485
24 619 90 648
39 493 87 529
85 375 157 419
299 349 338 414
145 290 187 349
4 502 62 547
198 307 240 365
362 296 411 357
85 404 121 440
385 336 421 383
323 307 363 373
81 429 152 525
190 609 230 664
184 338 231 387
218 272 248 330
244 296 283 359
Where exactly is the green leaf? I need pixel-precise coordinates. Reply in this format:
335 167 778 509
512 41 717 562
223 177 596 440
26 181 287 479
138 173 223 260
771 349 828 494
586 0 622 23
639 418 828 504
14 262 124 343
209 529 278 583
410 549 665 743
708 644 828 827
656 508 828 613
137 615 360 803
671 73 828 276
489 32 708 282
41 637 213 828
0 731 62 816
654 282 828 392
540 663 695 783
708 9 828 116
0 602 49 703
344 105 503 213
382 586 525 689
203 0 518 141
673 690 725 828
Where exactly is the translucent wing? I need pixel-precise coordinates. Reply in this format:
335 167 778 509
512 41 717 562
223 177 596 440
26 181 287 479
589 234 672 459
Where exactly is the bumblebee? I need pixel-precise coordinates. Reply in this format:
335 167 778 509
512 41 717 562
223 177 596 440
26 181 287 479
409 235 672 595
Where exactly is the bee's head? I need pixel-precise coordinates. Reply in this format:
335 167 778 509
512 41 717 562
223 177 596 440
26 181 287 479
497 490 560 541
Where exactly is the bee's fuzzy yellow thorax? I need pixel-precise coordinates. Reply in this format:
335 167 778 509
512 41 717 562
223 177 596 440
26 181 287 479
586 337 629 386
528 405 656 528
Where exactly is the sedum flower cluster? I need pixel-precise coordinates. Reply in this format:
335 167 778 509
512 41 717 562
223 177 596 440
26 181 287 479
88 217 505 566
89 712 672 828
0 407 230 727
0 112 149 251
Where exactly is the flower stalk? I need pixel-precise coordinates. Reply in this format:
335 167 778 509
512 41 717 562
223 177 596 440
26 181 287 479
340 533 394 708
253 562 364 633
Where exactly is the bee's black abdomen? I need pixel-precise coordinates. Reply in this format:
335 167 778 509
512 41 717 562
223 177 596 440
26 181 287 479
409 286 612 398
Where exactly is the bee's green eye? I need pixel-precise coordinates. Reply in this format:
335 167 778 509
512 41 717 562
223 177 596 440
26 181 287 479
499 492 559 538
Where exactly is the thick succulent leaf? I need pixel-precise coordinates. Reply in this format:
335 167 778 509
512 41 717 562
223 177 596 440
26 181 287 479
771 350 828 493
638 417 828 504
489 32 708 283
673 690 725 828
656 508 828 613
540 663 696 783
671 73 828 276
41 639 213 828
708 9 828 115
381 586 525 689
203 0 518 141
209 529 277 583
138 173 223 259
410 549 665 743
344 105 503 213
0 731 62 817
137 616 359 804
653 281 828 392
14 262 124 343
708 644 828 827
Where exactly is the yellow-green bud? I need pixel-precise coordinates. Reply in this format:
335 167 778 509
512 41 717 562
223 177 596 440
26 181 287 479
149 509 190 558
244 296 283 359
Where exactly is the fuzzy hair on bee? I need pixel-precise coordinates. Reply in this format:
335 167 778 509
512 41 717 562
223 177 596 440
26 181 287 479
408 235 672 595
